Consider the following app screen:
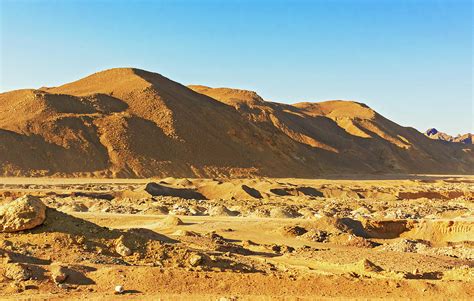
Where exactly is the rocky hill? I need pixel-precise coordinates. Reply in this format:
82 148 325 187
425 128 473 144
0 68 472 177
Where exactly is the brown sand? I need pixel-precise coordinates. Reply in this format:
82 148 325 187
0 175 473 299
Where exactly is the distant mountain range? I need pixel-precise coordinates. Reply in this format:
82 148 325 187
425 128 473 144
0 68 473 177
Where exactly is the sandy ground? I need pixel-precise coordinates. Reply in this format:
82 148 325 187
0 175 473 300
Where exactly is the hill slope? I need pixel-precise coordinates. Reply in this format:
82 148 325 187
0 68 472 177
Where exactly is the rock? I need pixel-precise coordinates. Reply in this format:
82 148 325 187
269 207 297 218
351 206 373 218
4 263 32 281
172 229 198 237
360 259 383 273
0 195 46 232
188 254 203 267
58 283 70 289
115 285 124 294
116 242 132 257
115 236 133 256
425 128 438 136
280 225 307 237
299 229 330 242
379 239 429 253
242 240 257 248
208 205 238 217
2 252 13 264
144 205 169 215
51 264 68 284
207 232 224 242
5 281 26 293
297 208 317 219
280 245 295 254
344 235 379 248
60 203 88 213
162 215 184 226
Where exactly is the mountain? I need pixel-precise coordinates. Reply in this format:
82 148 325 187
0 68 472 177
425 128 473 144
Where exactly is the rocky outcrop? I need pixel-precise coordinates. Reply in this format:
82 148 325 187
425 128 473 144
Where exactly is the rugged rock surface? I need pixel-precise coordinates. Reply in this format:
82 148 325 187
4 263 32 281
0 195 46 232
425 128 473 144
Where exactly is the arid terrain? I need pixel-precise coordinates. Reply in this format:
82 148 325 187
0 175 473 300
1 68 473 178
0 68 473 299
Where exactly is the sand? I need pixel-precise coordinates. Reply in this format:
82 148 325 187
0 175 473 299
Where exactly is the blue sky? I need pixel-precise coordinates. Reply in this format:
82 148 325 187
1 0 472 135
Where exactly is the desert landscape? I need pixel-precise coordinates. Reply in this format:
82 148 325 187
0 175 473 299
0 68 473 299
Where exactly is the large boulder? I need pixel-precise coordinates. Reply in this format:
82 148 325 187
0 195 46 232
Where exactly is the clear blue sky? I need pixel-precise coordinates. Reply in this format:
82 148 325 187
1 0 472 135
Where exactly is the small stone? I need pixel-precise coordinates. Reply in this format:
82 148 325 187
6 281 25 293
116 243 132 256
188 254 203 267
162 215 184 226
115 285 124 294
51 264 68 284
115 236 133 256
361 259 383 273
2 253 13 264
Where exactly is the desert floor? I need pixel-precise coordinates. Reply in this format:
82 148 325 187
0 175 473 300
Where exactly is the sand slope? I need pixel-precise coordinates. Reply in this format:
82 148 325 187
0 68 472 177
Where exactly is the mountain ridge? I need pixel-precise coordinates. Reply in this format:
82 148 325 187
0 68 472 177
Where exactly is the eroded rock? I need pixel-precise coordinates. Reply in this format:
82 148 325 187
4 263 32 281
0 195 46 232
51 264 68 284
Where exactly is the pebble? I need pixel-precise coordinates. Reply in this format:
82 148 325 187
115 285 124 294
